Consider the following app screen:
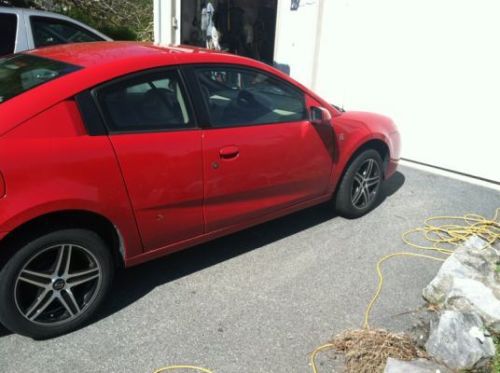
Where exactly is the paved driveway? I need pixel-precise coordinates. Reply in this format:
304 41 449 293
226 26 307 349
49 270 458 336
0 165 498 373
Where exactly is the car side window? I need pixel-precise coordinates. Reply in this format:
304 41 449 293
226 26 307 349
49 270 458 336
96 70 194 132
31 16 104 48
0 14 17 56
195 66 306 127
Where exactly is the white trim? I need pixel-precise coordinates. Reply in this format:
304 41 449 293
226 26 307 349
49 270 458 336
153 0 160 44
153 0 175 45
174 0 181 44
273 0 283 61
400 160 500 191
311 0 325 90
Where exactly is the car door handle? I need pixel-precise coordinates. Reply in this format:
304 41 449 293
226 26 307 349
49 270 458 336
219 146 240 160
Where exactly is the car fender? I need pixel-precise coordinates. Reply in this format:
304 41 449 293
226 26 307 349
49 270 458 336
330 134 380 189
0 198 142 261
0 101 143 259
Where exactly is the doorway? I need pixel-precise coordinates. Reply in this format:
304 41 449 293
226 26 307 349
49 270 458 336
180 0 278 64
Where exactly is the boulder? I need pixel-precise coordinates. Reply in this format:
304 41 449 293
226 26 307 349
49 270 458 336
422 236 500 332
407 308 438 349
425 310 495 370
384 357 452 373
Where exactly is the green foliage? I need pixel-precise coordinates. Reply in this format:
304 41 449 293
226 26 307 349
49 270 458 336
494 336 500 373
61 0 153 41
1 0 153 41
99 26 137 41
62 6 138 41
0 0 35 6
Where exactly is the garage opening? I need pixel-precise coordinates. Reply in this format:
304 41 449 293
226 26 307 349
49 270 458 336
180 0 278 64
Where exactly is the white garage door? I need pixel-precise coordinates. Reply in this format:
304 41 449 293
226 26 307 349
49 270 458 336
283 0 500 182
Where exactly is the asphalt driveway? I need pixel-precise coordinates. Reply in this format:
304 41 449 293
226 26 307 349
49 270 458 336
0 165 498 373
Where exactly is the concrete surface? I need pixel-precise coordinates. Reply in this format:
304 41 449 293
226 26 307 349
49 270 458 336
0 165 498 373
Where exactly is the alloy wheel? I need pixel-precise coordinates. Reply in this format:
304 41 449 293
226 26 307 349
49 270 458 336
350 158 381 209
14 244 102 326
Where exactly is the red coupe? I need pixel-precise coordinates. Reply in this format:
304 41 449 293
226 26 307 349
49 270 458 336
0 42 400 338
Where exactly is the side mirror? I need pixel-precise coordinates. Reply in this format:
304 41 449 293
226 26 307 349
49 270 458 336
309 106 332 126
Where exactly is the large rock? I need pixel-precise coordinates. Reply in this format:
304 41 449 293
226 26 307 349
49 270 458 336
384 357 452 373
425 310 495 370
422 236 500 332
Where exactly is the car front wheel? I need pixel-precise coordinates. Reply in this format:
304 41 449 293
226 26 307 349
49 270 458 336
0 229 113 339
335 149 384 218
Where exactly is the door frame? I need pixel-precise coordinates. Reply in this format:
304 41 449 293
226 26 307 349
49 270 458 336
154 0 180 44
157 0 281 59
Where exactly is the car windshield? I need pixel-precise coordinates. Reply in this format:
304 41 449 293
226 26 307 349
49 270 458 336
0 54 81 104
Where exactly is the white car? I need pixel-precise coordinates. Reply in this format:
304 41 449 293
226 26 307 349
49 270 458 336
0 6 111 56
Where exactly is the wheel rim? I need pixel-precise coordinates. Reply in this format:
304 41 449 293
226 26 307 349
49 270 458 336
351 158 381 209
14 244 102 326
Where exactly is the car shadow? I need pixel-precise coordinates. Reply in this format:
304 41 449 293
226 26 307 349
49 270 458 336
382 171 406 198
96 203 338 322
96 171 405 323
0 323 8 337
374 170 406 211
0 171 405 338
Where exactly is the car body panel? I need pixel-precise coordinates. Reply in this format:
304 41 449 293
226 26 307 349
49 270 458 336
126 193 332 267
0 7 29 53
329 111 401 185
201 118 333 232
0 100 143 259
0 42 400 268
108 130 205 251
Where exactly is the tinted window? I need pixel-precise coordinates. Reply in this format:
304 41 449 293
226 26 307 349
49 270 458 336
31 16 104 48
0 14 17 56
0 54 81 104
96 70 193 132
195 67 306 127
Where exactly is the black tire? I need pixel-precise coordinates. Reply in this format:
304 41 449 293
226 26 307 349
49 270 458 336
335 149 384 218
0 229 114 339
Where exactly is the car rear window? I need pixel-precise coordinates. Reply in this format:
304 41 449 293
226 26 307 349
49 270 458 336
0 54 81 104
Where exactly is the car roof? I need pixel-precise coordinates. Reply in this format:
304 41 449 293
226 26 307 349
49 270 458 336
3 42 319 136
26 41 230 68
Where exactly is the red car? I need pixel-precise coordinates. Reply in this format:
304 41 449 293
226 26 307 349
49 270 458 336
0 42 400 338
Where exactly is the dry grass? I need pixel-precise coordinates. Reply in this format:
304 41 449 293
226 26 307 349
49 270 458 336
329 329 426 373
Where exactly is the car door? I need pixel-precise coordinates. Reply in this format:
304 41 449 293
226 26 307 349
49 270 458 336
93 68 204 251
189 65 334 232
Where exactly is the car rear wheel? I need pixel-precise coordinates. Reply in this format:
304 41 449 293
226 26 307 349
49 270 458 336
0 229 113 339
335 149 383 218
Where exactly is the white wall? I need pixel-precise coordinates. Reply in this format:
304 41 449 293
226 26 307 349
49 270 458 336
274 0 322 88
277 0 500 182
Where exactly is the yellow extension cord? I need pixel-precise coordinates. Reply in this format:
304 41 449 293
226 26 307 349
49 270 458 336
309 208 500 373
152 209 500 373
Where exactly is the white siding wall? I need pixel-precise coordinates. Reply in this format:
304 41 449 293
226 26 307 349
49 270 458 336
274 0 322 88
276 0 500 182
